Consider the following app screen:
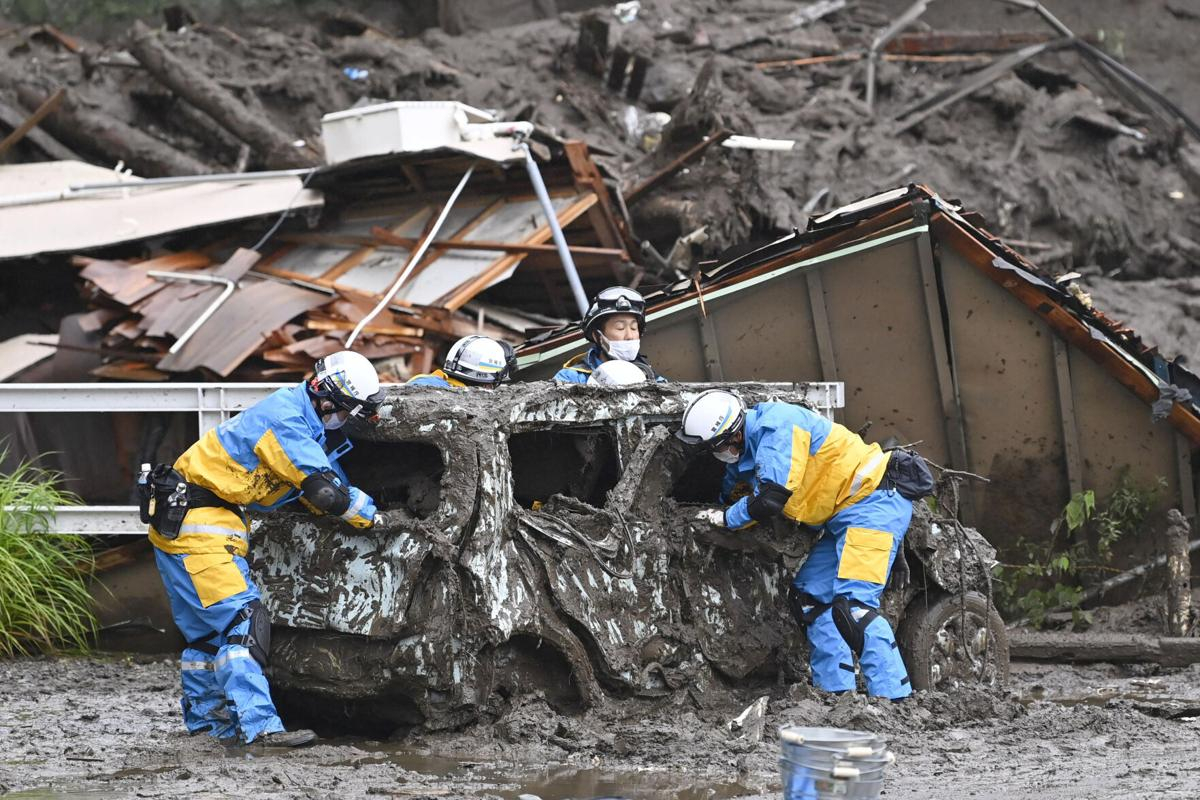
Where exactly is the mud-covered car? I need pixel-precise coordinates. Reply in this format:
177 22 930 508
252 382 1007 732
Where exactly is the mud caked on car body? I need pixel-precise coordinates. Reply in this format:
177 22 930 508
251 382 1007 732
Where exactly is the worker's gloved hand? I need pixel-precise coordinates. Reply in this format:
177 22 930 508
694 507 727 528
888 549 911 590
372 513 385 528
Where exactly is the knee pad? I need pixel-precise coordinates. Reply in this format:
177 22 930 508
830 597 881 658
787 588 828 629
225 600 271 668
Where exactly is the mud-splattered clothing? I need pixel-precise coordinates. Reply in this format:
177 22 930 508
149 382 376 742
553 347 666 384
718 402 912 699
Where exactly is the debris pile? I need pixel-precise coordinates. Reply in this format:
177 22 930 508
0 0 1198 376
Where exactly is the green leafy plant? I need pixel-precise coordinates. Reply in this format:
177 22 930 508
993 472 1164 629
0 450 96 657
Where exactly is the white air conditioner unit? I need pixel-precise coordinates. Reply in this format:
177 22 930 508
320 101 531 166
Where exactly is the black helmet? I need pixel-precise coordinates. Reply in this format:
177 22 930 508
581 286 647 341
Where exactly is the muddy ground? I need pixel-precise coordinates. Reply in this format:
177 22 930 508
3 654 1200 799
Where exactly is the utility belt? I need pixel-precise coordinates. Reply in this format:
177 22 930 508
137 464 244 540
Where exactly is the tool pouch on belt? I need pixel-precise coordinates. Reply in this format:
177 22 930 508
882 449 934 501
146 464 189 539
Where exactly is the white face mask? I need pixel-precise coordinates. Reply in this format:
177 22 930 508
322 413 346 431
605 338 641 362
713 446 739 464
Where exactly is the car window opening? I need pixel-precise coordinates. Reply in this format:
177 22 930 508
508 427 620 509
670 452 728 503
336 439 444 519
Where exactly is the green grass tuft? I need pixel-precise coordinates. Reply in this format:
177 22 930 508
0 448 97 657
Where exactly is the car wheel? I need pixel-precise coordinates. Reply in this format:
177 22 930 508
898 591 1009 691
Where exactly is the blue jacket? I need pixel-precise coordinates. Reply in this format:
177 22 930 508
553 346 667 384
168 383 375 528
722 403 890 529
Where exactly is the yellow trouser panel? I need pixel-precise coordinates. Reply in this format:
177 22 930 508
148 506 249 557
183 552 248 608
837 527 894 584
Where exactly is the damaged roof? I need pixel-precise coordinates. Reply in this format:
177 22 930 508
518 184 1200 447
18 133 635 381
0 161 323 260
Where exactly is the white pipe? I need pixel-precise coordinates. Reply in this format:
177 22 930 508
0 167 317 209
519 141 589 317
147 271 238 354
345 165 476 349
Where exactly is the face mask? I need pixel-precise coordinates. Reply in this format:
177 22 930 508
606 338 641 362
322 413 346 431
713 446 739 464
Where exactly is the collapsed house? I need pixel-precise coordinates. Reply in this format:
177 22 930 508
518 185 1200 565
0 105 636 502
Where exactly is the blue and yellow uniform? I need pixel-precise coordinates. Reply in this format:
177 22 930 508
151 383 376 743
553 347 667 384
721 403 912 699
407 369 467 389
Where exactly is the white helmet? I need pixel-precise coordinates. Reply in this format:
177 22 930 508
443 335 515 386
677 389 745 448
310 350 384 421
587 359 649 387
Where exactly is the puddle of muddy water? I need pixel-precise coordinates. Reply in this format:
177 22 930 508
351 743 759 799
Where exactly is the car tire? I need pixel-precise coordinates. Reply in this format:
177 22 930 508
898 591 1009 691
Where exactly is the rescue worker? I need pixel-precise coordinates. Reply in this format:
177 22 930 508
407 335 516 388
677 390 932 700
554 286 666 384
142 350 384 747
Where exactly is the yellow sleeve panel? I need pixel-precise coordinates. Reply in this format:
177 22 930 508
253 427 309 490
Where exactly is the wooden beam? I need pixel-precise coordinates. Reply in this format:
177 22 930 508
805 269 838 384
884 30 1067 55
697 311 725 381
562 139 634 259
0 87 64 158
1052 335 1085 496
1178 433 1197 521
365 228 624 257
438 193 600 311
915 226 971 473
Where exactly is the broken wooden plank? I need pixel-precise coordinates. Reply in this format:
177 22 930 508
883 30 1071 55
757 52 993 71
624 130 731 204
128 20 316 169
0 87 65 158
894 39 1072 133
0 97 79 161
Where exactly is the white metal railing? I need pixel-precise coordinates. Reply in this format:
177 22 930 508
5 381 844 535
0 382 291 434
